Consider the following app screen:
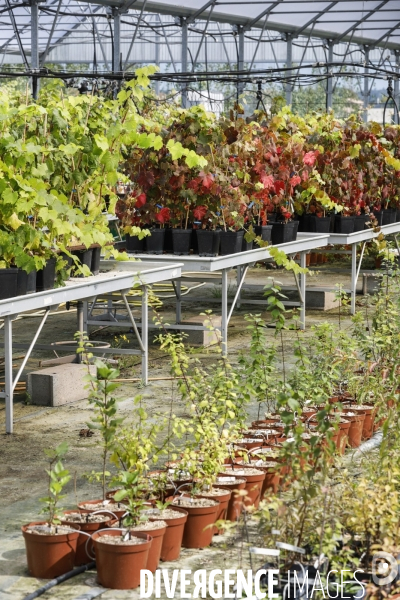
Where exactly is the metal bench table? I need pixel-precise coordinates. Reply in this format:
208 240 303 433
0 262 182 434
99 233 330 355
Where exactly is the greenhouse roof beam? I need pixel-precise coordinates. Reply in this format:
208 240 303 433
294 1 338 38
334 0 389 45
85 0 399 51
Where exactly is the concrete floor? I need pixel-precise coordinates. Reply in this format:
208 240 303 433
0 261 377 599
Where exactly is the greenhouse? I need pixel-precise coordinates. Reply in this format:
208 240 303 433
1 1 400 598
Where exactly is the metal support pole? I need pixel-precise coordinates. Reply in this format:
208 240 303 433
395 51 400 125
141 286 148 385
237 25 245 100
77 301 84 364
13 309 49 393
181 18 188 108
113 9 121 76
351 243 357 314
172 280 182 323
31 0 40 99
285 33 293 106
300 252 306 329
4 316 13 434
236 266 242 309
326 42 334 111
221 269 228 356
155 31 160 96
363 46 370 123
83 301 88 334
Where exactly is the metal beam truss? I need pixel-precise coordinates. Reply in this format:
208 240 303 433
0 0 399 115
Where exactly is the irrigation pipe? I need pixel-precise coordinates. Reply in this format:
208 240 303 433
21 561 96 600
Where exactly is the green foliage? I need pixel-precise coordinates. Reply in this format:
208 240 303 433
76 332 124 501
40 442 70 526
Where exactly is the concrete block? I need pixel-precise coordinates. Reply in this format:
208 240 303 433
179 315 222 347
27 363 96 407
283 287 340 310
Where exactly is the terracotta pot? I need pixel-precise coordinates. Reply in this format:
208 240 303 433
92 530 152 589
336 420 351 455
77 499 127 521
252 418 282 427
149 507 188 562
341 411 366 448
196 488 232 534
234 438 266 450
61 511 113 566
132 522 166 572
346 404 376 440
219 466 265 509
172 498 219 549
209 476 246 522
22 521 80 579
235 460 280 495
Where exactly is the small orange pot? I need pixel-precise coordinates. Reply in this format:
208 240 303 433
219 466 265 509
342 411 366 448
92 530 152 589
215 476 247 521
22 522 80 579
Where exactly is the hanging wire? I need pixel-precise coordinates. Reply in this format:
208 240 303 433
383 77 400 127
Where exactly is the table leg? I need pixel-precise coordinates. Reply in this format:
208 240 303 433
77 300 84 363
221 269 228 356
5 316 13 434
351 243 357 315
300 252 306 330
236 266 242 309
141 286 148 385
175 280 182 324
83 301 88 333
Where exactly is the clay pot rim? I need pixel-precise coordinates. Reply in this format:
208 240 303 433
92 529 153 551
22 521 81 541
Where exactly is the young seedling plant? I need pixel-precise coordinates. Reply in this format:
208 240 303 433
40 442 71 530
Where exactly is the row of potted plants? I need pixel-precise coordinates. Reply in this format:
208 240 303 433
116 105 400 254
0 69 210 298
20 268 400 590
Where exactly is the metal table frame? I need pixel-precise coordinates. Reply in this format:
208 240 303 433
327 222 400 313
100 233 330 355
0 263 181 434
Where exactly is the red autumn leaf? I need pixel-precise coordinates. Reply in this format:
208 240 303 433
134 193 146 208
303 150 319 167
260 173 275 190
156 207 170 224
290 175 301 187
274 180 285 195
193 205 207 220
199 171 214 190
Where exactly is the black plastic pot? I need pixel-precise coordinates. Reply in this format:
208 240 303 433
296 214 311 232
219 230 244 255
241 232 253 252
172 229 192 255
307 215 331 233
0 268 18 300
164 228 173 253
191 228 199 254
271 221 297 245
145 228 165 254
125 234 145 254
17 269 37 296
334 215 355 234
374 209 396 226
91 247 101 276
36 258 57 292
396 209 400 223
254 225 272 244
72 249 93 277
353 214 371 232
196 230 220 256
